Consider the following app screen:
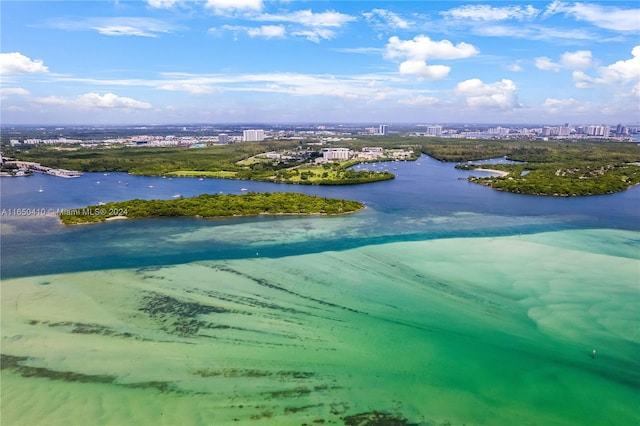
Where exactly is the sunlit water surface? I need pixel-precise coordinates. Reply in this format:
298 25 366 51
1 155 639 425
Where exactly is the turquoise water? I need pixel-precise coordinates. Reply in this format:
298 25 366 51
1 156 639 425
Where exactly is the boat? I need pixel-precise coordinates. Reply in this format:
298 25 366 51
38 186 44 192
241 188 248 191
172 194 182 198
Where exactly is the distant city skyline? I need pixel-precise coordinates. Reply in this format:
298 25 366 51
1 1 639 125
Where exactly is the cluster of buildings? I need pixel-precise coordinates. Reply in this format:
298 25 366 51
363 125 389 136
0 158 81 178
10 137 82 146
5 122 638 149
406 123 637 141
319 147 413 163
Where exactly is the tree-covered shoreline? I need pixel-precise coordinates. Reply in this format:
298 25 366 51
58 192 365 225
423 139 640 196
8 137 640 196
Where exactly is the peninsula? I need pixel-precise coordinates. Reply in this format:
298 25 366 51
58 192 364 225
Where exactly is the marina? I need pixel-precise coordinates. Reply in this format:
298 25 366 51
2 160 82 178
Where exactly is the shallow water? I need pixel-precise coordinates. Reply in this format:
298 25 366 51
2 231 639 425
1 156 639 425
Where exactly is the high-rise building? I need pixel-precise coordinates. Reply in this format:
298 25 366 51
243 130 265 142
586 125 610 137
218 134 229 143
379 125 388 136
426 125 442 137
616 124 628 135
489 127 509 137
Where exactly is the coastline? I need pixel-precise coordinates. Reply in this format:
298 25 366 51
60 205 366 226
473 168 509 177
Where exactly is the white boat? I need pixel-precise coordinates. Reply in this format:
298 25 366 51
241 188 248 191
172 194 182 198
38 186 44 192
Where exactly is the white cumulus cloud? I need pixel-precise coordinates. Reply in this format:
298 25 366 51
560 50 592 69
506 62 523 72
455 78 519 109
399 61 450 79
535 56 561 71
0 52 49 74
536 50 592 72
572 46 640 88
386 35 479 61
36 93 151 109
385 35 478 79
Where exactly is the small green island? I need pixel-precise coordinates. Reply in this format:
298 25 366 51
58 192 364 225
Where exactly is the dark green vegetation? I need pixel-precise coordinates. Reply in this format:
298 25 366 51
59 192 364 225
6 139 400 185
1 354 177 393
422 139 640 196
7 142 298 175
9 136 640 195
342 411 413 426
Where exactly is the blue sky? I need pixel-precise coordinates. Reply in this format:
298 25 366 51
1 0 638 125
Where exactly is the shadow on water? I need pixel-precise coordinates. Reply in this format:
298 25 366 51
1 217 569 279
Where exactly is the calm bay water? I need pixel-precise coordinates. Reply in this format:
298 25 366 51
1 155 639 425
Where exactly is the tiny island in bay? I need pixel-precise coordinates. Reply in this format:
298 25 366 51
58 192 365 225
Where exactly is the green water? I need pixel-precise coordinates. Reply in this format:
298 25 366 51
2 229 639 425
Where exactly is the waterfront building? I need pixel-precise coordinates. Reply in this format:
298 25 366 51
322 148 351 161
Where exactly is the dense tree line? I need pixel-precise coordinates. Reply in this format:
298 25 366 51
59 192 364 225
441 140 640 196
8 141 396 185
421 139 640 163
468 163 640 196
7 142 301 175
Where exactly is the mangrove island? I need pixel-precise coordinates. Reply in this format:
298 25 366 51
58 192 365 225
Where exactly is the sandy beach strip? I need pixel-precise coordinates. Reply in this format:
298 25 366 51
473 168 509 177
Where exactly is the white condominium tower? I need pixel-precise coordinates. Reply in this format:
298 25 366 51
243 129 265 142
